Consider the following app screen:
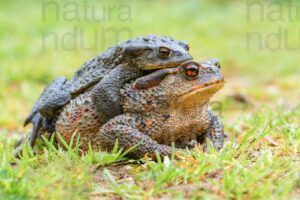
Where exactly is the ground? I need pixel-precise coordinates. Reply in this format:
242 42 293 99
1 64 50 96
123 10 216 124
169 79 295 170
0 0 299 199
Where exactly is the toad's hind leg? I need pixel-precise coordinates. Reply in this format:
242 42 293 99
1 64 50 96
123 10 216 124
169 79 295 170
14 113 56 158
15 77 71 158
98 114 173 160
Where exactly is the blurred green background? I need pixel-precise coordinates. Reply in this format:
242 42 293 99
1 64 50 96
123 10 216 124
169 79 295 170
0 1 299 199
0 0 299 133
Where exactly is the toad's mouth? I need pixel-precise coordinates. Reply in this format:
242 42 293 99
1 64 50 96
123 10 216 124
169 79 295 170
141 68 159 76
142 59 192 71
178 78 225 101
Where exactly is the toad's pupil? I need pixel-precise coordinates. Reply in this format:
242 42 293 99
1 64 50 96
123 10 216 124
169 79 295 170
159 48 170 57
185 64 199 77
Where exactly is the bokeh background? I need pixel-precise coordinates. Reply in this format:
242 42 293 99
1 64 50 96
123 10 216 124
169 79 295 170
0 0 299 143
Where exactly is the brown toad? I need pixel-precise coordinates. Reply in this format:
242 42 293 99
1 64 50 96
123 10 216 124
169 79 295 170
55 59 225 159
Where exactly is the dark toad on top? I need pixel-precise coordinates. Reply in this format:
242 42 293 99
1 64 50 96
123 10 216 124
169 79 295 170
15 35 192 157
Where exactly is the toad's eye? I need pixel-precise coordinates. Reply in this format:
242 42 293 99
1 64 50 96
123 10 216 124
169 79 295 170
185 45 190 51
157 47 172 58
185 64 199 77
214 62 221 69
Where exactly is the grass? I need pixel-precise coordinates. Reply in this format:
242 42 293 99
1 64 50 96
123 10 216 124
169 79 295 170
1 107 299 199
0 0 299 199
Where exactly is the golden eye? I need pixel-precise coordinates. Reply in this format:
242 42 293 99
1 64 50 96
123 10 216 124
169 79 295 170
157 47 171 58
185 45 190 51
185 64 199 77
214 62 221 69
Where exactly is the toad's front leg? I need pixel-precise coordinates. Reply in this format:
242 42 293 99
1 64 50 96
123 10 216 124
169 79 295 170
98 113 173 160
203 111 224 151
91 65 139 124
